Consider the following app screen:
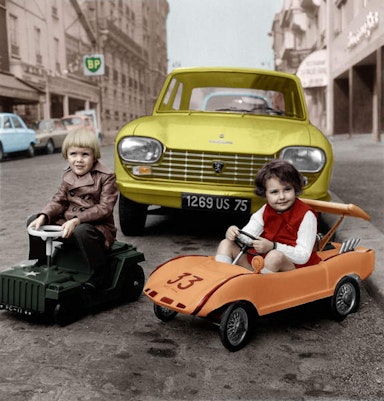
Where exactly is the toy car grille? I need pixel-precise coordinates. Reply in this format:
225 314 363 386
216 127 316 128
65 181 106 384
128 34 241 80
0 277 45 313
151 150 275 185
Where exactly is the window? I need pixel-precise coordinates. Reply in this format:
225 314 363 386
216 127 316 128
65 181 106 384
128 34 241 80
35 27 42 64
9 15 19 57
54 38 60 72
113 69 119 83
11 116 23 128
3 116 12 129
52 0 58 18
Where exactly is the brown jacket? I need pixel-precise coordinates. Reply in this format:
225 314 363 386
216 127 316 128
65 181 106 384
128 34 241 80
41 161 118 248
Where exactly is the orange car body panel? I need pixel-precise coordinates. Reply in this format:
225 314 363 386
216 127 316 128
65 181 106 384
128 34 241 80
144 199 375 318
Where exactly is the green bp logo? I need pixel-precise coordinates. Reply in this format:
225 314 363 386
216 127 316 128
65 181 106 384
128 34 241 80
83 54 105 76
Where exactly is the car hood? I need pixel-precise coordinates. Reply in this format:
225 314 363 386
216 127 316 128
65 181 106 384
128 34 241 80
144 255 253 315
127 114 314 154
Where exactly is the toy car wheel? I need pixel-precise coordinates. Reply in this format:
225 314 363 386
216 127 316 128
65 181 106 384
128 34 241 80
330 276 360 321
119 194 148 235
122 264 145 302
53 302 73 326
220 302 252 352
154 304 178 322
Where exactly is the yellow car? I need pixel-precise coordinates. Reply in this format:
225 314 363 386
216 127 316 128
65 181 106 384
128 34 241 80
115 67 333 235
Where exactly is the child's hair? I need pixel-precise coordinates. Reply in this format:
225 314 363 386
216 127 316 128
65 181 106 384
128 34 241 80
254 159 305 197
61 128 101 160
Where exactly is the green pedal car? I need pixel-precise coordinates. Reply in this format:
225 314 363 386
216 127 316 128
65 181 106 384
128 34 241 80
0 225 145 325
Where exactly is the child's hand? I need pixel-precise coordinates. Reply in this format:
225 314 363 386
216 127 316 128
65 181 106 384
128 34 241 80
225 225 239 241
252 237 274 254
28 214 46 230
61 218 80 238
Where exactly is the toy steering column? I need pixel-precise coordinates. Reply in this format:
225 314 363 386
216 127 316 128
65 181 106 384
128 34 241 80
27 225 63 267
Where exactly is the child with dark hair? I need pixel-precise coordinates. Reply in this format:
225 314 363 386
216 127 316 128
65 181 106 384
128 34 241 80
215 159 320 273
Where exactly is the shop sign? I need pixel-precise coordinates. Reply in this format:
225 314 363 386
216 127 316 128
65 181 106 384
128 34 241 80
296 49 327 88
347 11 379 49
83 54 105 76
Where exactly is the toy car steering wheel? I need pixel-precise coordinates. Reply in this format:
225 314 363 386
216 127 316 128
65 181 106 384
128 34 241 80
232 230 257 265
27 225 63 266
235 230 256 248
27 225 63 240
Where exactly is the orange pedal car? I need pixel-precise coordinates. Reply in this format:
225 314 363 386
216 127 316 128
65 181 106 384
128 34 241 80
144 199 375 351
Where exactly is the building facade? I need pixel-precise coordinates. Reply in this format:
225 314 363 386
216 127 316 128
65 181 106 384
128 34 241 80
0 0 169 139
271 0 384 141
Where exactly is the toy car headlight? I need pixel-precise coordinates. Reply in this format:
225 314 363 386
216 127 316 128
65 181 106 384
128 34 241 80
280 147 326 173
118 137 163 164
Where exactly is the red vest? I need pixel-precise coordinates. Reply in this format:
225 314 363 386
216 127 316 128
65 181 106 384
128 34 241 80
262 199 321 268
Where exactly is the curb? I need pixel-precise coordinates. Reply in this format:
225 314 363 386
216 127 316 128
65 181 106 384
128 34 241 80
324 192 384 308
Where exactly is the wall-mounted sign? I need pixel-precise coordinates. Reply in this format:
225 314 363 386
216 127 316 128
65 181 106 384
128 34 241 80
347 11 379 50
297 49 328 88
83 54 105 76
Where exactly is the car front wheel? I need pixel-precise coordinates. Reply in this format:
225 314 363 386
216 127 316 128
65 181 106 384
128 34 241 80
220 302 253 352
46 139 55 154
0 142 4 161
26 143 35 158
330 276 360 320
119 194 148 235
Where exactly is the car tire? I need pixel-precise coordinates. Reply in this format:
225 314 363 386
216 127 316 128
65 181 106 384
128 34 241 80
0 142 4 162
122 264 145 302
46 139 55 154
53 302 73 326
154 304 178 322
330 276 360 321
119 194 148 235
220 302 253 352
26 143 35 158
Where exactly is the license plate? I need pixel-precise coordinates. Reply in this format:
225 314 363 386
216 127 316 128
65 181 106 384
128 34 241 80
182 193 251 213
1 304 23 314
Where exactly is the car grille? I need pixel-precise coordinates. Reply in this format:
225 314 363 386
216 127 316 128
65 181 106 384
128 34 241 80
150 149 276 186
0 276 45 313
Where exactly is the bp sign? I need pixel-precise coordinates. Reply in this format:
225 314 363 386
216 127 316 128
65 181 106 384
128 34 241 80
83 54 105 76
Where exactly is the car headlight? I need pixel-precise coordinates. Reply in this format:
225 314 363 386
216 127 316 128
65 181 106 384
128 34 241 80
280 147 326 173
118 137 163 164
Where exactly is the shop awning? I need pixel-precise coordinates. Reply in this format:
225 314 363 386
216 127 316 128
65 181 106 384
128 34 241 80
0 72 41 103
297 49 328 88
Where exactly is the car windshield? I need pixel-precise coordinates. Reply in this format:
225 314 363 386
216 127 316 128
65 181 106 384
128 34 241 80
33 120 51 130
157 71 305 119
62 117 82 126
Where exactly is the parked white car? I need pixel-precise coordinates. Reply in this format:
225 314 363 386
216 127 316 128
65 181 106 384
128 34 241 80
0 113 36 161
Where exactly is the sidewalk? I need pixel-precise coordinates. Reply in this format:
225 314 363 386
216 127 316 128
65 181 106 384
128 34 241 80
327 134 384 307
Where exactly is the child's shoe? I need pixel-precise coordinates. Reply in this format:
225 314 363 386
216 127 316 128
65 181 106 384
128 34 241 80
251 255 264 273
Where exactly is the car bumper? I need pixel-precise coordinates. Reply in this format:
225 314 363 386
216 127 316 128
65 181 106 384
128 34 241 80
117 178 331 213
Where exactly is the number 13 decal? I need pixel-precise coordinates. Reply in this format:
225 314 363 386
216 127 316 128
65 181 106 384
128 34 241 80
167 272 203 289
